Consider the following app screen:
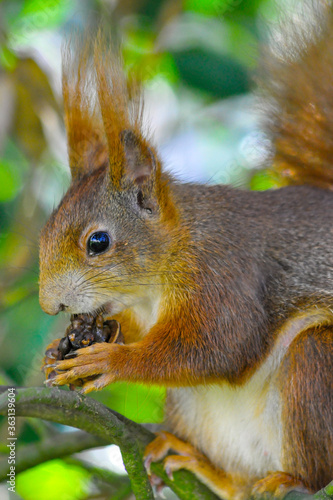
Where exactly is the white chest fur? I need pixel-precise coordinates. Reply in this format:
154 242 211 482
167 368 283 478
166 310 333 478
131 292 161 337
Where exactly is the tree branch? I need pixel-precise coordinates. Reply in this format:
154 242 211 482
285 482 333 500
0 386 219 499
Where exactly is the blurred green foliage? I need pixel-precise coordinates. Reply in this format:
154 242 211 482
0 0 280 498
17 460 91 500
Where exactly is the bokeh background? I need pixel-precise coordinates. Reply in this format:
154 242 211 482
0 0 290 498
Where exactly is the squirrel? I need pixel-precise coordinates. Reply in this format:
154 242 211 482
39 2 332 499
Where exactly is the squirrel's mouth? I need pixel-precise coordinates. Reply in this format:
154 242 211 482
74 301 114 318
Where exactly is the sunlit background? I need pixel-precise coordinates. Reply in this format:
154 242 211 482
0 0 295 498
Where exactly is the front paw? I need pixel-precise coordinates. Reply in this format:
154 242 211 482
50 342 121 394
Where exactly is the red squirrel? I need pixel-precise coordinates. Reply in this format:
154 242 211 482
39 3 332 498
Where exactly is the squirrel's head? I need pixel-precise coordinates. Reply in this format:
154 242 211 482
39 37 178 316
39 129 177 316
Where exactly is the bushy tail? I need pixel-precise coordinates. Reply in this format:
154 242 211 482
259 1 333 189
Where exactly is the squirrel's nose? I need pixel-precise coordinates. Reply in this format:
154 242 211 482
39 294 68 315
45 303 68 315
39 272 72 314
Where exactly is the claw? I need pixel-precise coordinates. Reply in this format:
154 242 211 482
65 352 78 359
144 456 152 475
148 472 166 497
164 464 174 481
44 348 58 359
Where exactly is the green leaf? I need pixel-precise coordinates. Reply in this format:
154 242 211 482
225 0 269 17
184 0 269 17
0 45 17 70
1 293 57 385
172 48 249 98
16 459 91 500
250 171 278 190
6 0 74 45
92 382 165 424
184 0 229 16
20 0 72 28
0 159 21 201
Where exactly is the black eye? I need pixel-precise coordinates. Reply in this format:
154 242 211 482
87 232 111 255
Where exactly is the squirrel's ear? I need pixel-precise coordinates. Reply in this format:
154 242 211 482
120 130 157 186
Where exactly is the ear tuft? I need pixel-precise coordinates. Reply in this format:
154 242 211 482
62 33 109 181
121 130 156 186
